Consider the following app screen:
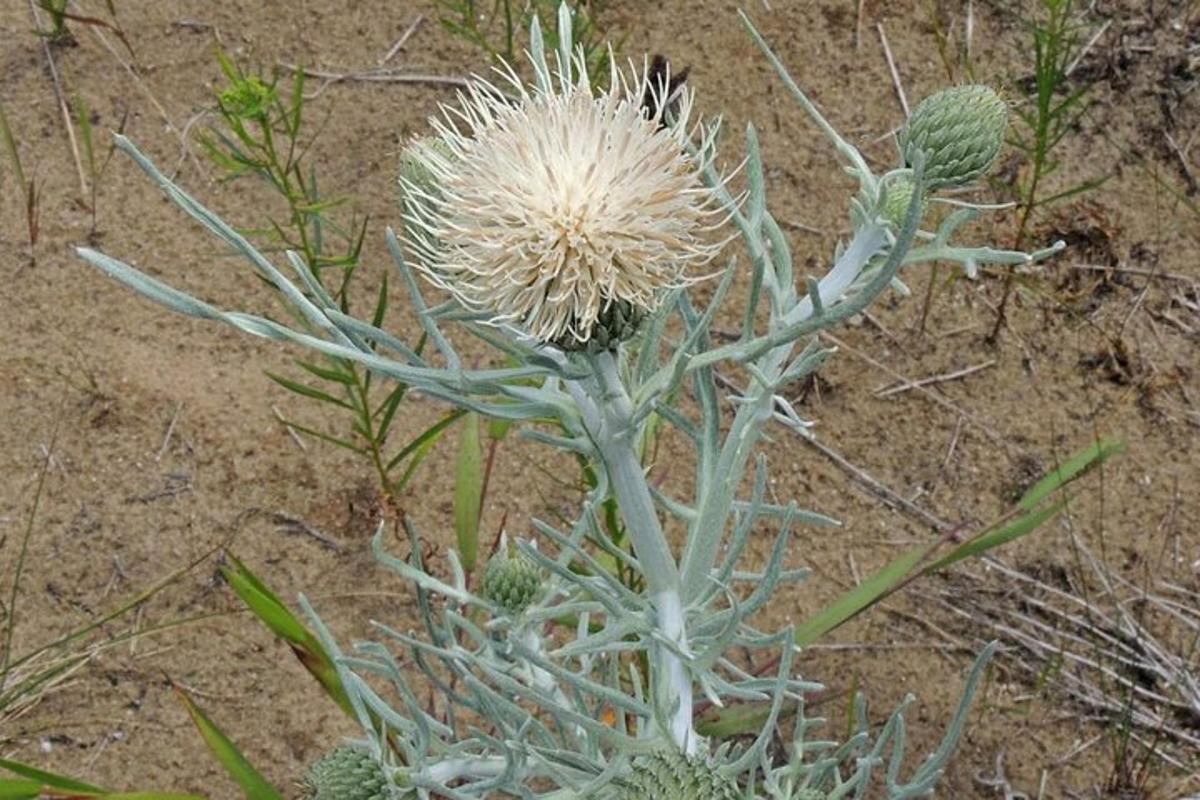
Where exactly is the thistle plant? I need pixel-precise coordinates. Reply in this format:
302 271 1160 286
77 6 1067 798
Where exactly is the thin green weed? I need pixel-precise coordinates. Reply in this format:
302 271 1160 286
200 52 462 510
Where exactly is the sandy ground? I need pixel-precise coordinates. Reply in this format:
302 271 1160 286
1 0 1198 797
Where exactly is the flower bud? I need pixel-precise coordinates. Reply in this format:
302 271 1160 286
304 746 388 800
879 174 924 231
618 750 741 800
901 85 1007 189
482 547 542 615
552 298 646 354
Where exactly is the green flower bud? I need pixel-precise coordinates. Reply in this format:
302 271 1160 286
879 174 924 231
553 298 646 354
482 547 542 615
901 85 1007 189
304 746 389 800
617 750 742 800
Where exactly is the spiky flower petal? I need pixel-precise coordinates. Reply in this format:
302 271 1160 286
401 58 722 347
304 746 389 800
901 85 1008 189
617 750 742 800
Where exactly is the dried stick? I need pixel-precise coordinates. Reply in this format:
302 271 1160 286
381 14 425 65
28 0 87 195
876 23 909 117
874 359 996 397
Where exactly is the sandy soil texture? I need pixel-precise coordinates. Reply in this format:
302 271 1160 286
1 1 1198 797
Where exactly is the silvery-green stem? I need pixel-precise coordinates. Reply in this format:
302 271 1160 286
423 756 506 785
678 223 888 599
577 351 696 752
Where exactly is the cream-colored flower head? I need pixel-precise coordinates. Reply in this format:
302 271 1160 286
401 52 723 347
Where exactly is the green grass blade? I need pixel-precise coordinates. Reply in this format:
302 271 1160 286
220 555 353 717
793 540 941 648
1017 438 1123 510
923 501 1064 575
0 759 105 794
0 780 41 799
175 684 284 800
453 412 483 572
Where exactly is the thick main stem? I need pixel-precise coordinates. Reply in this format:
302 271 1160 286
580 351 697 753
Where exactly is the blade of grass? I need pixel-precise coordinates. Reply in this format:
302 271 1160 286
1017 438 1123 511
174 684 284 800
0 758 104 794
220 555 353 717
922 501 1064 575
793 539 942 648
0 780 41 800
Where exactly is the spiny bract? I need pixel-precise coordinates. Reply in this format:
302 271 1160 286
879 174 924 231
304 746 389 800
617 750 743 800
552 298 646 353
483 548 543 615
901 84 1007 189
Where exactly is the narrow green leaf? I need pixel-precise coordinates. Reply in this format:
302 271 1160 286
923 502 1064 575
1030 175 1111 209
696 701 778 738
175 685 284 800
294 359 355 386
0 759 104 794
453 412 483 572
384 410 464 473
276 417 364 455
793 540 941 647
264 371 354 410
74 94 96 179
373 383 408 435
1017 438 1123 510
486 417 513 441
0 779 41 800
370 271 390 331
220 556 353 717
